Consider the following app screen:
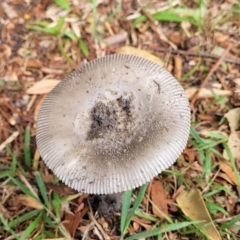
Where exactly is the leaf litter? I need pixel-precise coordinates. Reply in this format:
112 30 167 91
1 0 240 239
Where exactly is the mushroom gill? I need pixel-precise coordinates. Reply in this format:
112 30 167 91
36 54 191 194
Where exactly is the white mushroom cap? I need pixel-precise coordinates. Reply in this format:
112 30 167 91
36 54 191 194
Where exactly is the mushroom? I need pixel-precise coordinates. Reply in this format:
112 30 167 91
36 54 191 195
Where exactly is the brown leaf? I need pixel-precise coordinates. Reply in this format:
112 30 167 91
2 2 18 19
132 216 152 230
78 194 89 205
150 179 168 218
173 55 182 80
116 46 164 67
224 108 240 133
16 194 43 210
63 206 88 237
176 189 222 240
26 59 43 68
214 32 230 43
183 148 196 162
219 159 238 186
223 131 240 164
26 79 60 94
133 222 140 232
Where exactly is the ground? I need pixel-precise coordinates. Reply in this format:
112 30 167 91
0 0 240 239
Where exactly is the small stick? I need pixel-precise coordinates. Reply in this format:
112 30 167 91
156 46 240 65
190 44 233 109
87 198 111 240
0 131 19 152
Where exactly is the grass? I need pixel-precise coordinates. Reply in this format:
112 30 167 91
118 126 239 240
0 145 73 239
27 17 89 61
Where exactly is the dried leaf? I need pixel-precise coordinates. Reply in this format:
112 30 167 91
185 87 231 100
116 46 164 67
132 216 152 230
224 108 240 133
26 59 43 68
176 189 221 240
63 207 88 237
26 80 60 94
219 159 238 185
2 2 18 19
183 148 196 162
0 131 19 152
101 31 127 47
174 55 182 79
150 179 168 218
223 132 240 162
16 194 43 210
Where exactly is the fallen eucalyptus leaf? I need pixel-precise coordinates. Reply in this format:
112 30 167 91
176 189 221 240
26 79 60 94
117 46 164 67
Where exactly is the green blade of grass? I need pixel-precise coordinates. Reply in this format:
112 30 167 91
92 0 97 38
124 221 202 240
0 212 21 240
220 214 240 229
27 25 60 35
203 183 237 199
135 210 158 222
133 8 200 26
34 171 49 207
10 177 40 202
20 211 43 240
181 60 201 81
203 149 211 183
9 210 40 228
222 142 240 186
78 38 89 57
206 202 229 216
123 183 148 235
190 126 206 145
58 40 74 65
27 18 65 36
120 189 132 233
152 10 197 23
64 29 77 40
54 0 70 9
104 1 122 22
24 126 31 169
52 192 61 219
42 211 56 228
0 146 17 178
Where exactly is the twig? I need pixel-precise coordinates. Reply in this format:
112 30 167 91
146 180 152 213
190 44 233 109
82 221 94 240
87 198 111 240
215 215 240 223
156 47 240 65
140 8 177 50
201 168 220 194
0 131 19 152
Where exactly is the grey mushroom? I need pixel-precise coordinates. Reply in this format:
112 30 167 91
36 54 191 194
